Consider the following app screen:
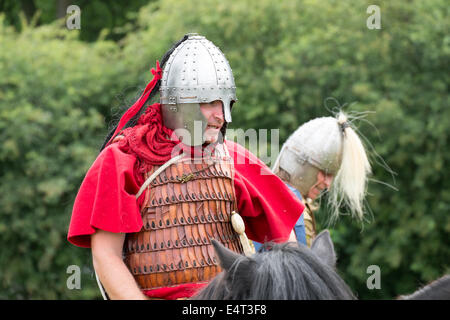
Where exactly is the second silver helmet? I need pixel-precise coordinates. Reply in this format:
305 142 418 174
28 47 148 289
274 117 344 196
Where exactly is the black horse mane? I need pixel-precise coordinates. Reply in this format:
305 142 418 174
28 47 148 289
192 240 356 300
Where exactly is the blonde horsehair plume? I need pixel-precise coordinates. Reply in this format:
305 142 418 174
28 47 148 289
328 112 371 223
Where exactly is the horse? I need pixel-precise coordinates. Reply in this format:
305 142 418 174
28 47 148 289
192 230 450 300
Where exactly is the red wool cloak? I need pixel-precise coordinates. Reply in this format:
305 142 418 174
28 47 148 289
67 104 304 299
68 140 303 247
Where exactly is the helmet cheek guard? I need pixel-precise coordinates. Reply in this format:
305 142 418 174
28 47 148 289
223 98 233 123
161 103 207 146
160 34 237 146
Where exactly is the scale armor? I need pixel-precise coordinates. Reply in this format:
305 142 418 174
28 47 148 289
123 147 243 290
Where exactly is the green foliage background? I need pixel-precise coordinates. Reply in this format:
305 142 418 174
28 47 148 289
0 0 448 299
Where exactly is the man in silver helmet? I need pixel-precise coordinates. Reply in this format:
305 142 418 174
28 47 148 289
271 112 372 247
67 33 303 300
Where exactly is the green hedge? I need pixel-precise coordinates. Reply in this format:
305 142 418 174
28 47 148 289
0 0 448 299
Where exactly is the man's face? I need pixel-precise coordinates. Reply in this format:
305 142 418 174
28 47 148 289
200 100 225 144
307 171 334 200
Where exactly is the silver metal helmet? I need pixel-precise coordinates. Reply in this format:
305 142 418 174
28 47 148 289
160 34 237 146
273 117 344 196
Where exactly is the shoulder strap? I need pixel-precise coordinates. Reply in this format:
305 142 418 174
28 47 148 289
135 153 185 199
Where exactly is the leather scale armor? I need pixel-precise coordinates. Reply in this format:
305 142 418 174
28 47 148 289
123 151 243 290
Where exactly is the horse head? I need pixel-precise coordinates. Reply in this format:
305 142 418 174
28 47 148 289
192 230 355 300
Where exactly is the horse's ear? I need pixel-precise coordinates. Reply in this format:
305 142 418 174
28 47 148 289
398 275 450 300
211 239 243 271
311 230 337 268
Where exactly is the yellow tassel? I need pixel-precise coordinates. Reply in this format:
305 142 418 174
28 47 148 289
231 211 255 256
